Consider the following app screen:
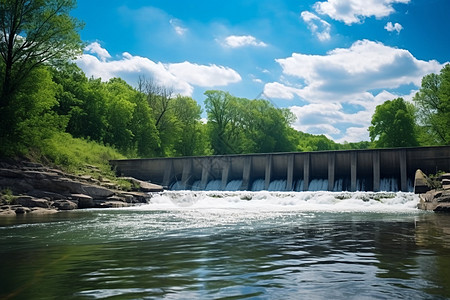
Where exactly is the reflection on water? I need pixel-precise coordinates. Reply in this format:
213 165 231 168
1 192 450 299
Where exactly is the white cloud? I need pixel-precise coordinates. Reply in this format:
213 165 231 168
263 82 303 100
301 11 331 41
169 19 188 36
267 39 445 141
168 62 241 87
222 35 268 48
385 21 403 33
337 127 370 143
84 42 111 62
76 44 241 96
274 39 442 103
314 0 411 25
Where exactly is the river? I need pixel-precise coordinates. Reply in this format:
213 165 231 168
1 191 450 299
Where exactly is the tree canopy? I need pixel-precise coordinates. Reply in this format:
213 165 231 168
369 97 418 148
414 64 450 145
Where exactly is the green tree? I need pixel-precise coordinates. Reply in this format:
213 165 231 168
369 97 418 148
414 64 450 145
1 66 66 154
204 90 242 154
0 0 83 105
205 90 297 154
0 0 82 153
171 95 209 156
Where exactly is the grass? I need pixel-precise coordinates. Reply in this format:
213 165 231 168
31 132 132 190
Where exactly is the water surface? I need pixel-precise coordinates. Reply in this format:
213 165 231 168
1 191 450 299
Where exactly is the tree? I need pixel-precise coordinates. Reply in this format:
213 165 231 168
413 64 450 145
171 95 210 156
0 0 83 105
204 90 241 154
369 97 418 148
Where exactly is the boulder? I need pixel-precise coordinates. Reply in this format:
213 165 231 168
15 206 31 214
53 200 78 210
69 194 94 208
119 177 164 192
95 200 128 208
440 173 450 181
15 196 50 208
414 169 431 194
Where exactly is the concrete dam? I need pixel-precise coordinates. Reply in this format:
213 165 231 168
110 146 450 192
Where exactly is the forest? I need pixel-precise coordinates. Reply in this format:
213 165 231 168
0 0 449 172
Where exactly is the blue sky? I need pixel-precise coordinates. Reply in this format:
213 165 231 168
72 0 449 143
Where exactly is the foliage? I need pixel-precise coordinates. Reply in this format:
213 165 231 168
0 0 83 106
204 90 296 154
0 188 16 204
369 97 418 148
39 131 124 174
414 64 450 145
0 66 66 155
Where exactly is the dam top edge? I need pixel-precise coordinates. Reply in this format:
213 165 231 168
110 145 450 163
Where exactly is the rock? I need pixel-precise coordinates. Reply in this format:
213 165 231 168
28 190 67 200
53 200 77 210
29 207 58 214
95 200 128 208
22 170 60 179
15 206 30 214
119 177 164 192
414 169 431 194
119 191 151 203
69 194 94 208
15 196 50 208
440 173 450 181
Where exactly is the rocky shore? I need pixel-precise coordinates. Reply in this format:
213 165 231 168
0 160 163 216
415 169 450 212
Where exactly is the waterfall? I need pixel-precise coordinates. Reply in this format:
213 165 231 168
169 177 408 192
251 179 265 191
380 178 398 192
205 180 222 191
225 180 242 191
309 179 328 191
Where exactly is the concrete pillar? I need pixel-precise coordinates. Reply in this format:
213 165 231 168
240 156 252 190
286 154 294 191
400 149 408 192
200 159 211 190
221 160 230 190
181 159 193 189
162 160 174 188
373 150 380 192
265 154 273 190
328 152 335 191
351 152 357 192
303 153 310 191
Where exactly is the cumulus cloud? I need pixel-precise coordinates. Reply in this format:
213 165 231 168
385 21 403 33
76 43 241 96
84 42 111 62
222 35 268 48
275 39 442 102
168 62 241 87
267 39 444 141
314 0 411 25
301 11 331 41
263 82 303 100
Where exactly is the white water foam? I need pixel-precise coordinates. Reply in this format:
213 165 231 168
139 191 420 213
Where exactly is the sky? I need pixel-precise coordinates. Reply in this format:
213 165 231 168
72 0 450 143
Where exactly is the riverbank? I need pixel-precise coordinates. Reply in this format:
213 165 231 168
415 169 450 212
0 159 163 216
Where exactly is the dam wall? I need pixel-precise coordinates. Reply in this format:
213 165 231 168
110 146 450 192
